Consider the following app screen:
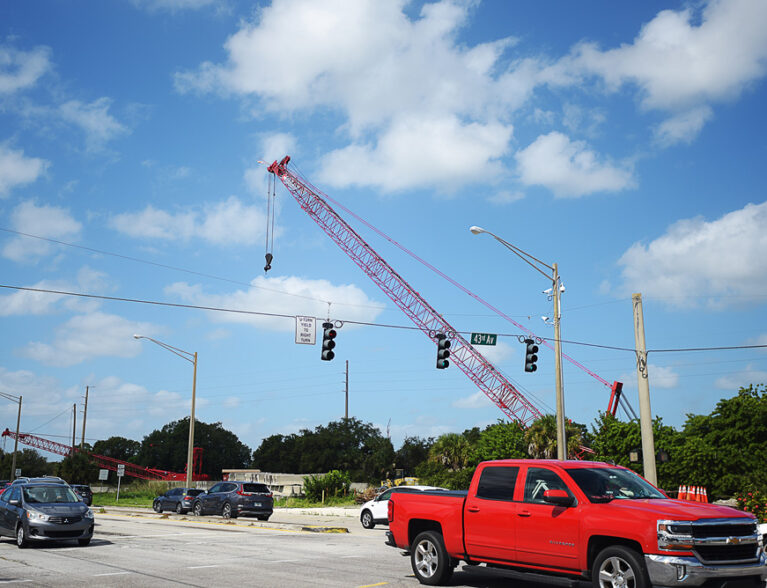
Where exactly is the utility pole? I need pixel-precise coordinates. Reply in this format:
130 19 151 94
345 360 349 420
72 403 77 455
80 386 89 450
553 263 566 460
10 396 21 480
633 293 657 485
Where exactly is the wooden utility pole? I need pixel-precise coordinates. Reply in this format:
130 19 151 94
72 403 77 455
80 386 89 450
633 293 657 485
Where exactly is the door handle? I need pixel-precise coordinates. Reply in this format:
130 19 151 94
517 510 532 517
467 506 480 513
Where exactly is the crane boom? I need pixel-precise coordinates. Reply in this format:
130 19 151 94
268 156 543 426
1 428 206 481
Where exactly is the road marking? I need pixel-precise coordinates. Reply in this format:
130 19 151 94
93 572 132 577
357 583 388 587
0 580 34 584
187 565 221 569
266 559 300 563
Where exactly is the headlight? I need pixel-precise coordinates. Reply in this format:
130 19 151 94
84 509 94 519
26 510 50 521
658 520 694 550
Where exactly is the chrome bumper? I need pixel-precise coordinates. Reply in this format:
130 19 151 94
645 552 767 587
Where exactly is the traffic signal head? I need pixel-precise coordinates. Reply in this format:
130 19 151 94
436 333 451 369
321 321 336 361
524 338 538 372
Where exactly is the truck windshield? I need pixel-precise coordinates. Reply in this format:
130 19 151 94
565 467 665 503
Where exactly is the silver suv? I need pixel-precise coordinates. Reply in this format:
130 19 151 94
192 481 273 520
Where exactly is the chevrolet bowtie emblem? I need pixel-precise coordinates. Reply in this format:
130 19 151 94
726 537 741 545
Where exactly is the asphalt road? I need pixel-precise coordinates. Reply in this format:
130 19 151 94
0 507 583 587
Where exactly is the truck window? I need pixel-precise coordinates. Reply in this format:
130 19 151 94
476 466 518 501
523 467 571 504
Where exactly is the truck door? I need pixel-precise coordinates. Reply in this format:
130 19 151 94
513 466 579 570
464 465 519 563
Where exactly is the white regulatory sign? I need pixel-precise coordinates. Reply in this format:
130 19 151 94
295 316 316 345
116 464 125 477
99 469 109 481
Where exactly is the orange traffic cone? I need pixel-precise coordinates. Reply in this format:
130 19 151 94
679 485 687 500
694 486 701 501
702 487 708 503
677 485 684 500
689 486 696 501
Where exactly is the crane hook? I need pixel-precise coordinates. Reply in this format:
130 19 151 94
264 252 273 273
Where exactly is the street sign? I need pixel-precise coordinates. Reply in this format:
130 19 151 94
99 469 109 481
14 468 21 477
470 332 497 346
295 316 316 345
117 464 125 478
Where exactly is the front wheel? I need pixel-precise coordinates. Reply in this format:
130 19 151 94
222 503 237 519
360 510 375 529
153 501 163 513
411 531 453 585
16 525 28 549
592 545 649 588
193 501 203 516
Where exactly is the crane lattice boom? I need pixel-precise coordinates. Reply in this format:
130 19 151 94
268 156 543 427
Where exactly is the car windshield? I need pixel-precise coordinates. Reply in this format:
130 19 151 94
23 485 81 504
566 467 665 503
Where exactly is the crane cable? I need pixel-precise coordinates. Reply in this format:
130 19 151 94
264 173 276 272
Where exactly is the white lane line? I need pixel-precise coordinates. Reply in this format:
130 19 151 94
0 580 34 584
93 572 132 577
187 565 221 570
266 559 300 564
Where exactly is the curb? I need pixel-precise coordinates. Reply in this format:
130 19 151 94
301 525 349 534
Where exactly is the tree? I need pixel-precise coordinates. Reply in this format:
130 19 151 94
251 433 301 473
395 436 433 475
472 420 526 464
429 433 472 471
525 415 589 459
93 437 141 463
56 451 99 484
0 448 51 479
138 418 251 479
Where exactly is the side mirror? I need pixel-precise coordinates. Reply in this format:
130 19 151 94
9 499 20 506
543 489 574 507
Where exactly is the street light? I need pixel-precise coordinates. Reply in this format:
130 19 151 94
0 392 22 480
469 225 567 461
134 335 198 486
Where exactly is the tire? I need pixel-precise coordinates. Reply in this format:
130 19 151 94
175 502 183 514
360 510 375 529
256 515 270 521
222 502 237 519
592 545 649 588
78 538 91 546
411 531 453 586
193 501 203 516
153 501 163 513
16 525 28 549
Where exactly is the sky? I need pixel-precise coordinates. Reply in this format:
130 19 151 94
1 0 767 470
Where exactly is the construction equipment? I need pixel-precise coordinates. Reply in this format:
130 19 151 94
1 428 208 481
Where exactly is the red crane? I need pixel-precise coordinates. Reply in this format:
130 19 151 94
268 156 543 427
1 428 208 481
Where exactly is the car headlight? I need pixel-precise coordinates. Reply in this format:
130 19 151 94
84 509 94 519
658 520 694 550
26 509 50 521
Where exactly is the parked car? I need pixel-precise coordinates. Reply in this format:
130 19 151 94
11 476 67 486
192 481 273 520
0 481 94 548
359 485 447 529
153 487 205 514
70 484 93 506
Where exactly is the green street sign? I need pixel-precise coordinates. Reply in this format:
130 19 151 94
470 332 497 346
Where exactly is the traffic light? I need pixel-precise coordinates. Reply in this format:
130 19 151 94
321 322 336 361
524 338 538 372
436 333 450 369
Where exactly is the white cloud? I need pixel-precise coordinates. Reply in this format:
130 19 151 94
648 364 679 389
654 106 714 146
715 365 767 390
165 275 385 331
319 115 513 192
474 341 515 365
487 190 525 205
58 98 128 150
0 144 49 197
110 196 268 245
573 0 767 111
2 200 82 262
453 390 493 410
614 201 767 307
0 267 109 316
21 312 157 367
0 45 51 94
515 132 635 197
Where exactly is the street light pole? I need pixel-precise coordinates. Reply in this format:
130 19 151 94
470 226 567 460
0 392 22 480
134 335 198 487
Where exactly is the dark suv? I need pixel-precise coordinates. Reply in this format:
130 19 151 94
0 482 94 547
70 485 93 506
192 481 273 520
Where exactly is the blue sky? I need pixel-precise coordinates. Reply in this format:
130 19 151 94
1 0 766 466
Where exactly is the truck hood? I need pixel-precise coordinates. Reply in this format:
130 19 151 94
606 499 752 521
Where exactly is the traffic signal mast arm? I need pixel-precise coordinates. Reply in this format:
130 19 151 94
268 156 543 426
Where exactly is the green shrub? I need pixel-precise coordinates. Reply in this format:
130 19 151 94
735 488 767 523
303 470 351 502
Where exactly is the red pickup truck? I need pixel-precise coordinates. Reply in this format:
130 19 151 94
386 459 767 587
